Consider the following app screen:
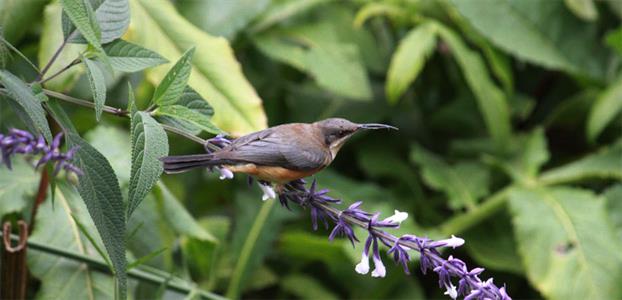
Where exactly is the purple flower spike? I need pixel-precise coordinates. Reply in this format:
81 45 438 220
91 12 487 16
0 129 81 176
329 213 358 246
388 238 411 274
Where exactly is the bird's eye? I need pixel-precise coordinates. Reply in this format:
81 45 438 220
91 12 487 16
338 130 345 136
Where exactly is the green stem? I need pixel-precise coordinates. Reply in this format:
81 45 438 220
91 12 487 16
0 232 226 300
39 58 81 84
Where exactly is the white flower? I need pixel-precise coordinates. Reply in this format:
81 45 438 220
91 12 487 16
441 235 464 248
371 254 386 278
444 283 458 299
218 167 234 180
384 210 408 225
355 252 370 274
259 183 276 201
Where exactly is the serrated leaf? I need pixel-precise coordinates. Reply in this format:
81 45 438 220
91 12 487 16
28 183 115 299
452 0 608 79
155 104 221 134
127 0 267 136
103 39 168 72
410 144 489 210
509 187 622 300
157 86 214 135
0 159 39 216
61 0 105 54
82 56 107 121
151 47 194 106
0 70 52 143
127 110 169 218
386 22 437 104
63 0 130 44
540 141 622 184
66 132 127 299
586 77 622 142
435 23 511 149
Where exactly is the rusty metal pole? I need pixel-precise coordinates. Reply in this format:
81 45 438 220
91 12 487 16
1 221 29 300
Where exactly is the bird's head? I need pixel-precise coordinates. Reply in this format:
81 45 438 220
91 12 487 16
314 118 398 158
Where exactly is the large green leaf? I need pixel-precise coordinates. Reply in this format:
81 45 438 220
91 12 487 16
452 0 608 78
28 182 115 299
463 215 523 274
63 0 130 44
156 86 214 135
85 125 131 182
103 39 168 72
386 22 437 104
66 132 127 299
82 57 107 121
127 103 168 217
435 23 511 148
586 77 622 142
155 105 221 134
61 0 105 54
39 2 86 91
0 159 39 217
509 187 622 300
411 144 490 210
127 0 266 136
540 141 622 184
0 70 53 143
178 0 270 39
151 47 194 106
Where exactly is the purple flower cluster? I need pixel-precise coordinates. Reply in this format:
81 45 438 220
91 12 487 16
203 135 511 299
0 129 81 175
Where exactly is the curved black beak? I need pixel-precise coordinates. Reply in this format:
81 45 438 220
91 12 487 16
358 123 399 130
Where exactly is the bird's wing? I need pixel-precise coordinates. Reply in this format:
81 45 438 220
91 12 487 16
217 126 328 171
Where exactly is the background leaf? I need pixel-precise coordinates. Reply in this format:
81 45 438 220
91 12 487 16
540 141 622 184
0 159 39 216
586 76 622 142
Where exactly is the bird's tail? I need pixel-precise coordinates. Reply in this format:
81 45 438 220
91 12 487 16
160 154 227 174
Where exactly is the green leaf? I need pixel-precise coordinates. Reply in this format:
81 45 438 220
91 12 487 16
250 0 331 33
39 3 85 91
564 0 598 21
605 27 622 57
66 132 127 299
82 56 107 121
353 2 405 28
152 47 195 106
0 0 47 44
28 183 115 299
463 216 523 274
0 70 53 143
586 77 622 142
85 125 131 182
603 184 622 242
127 104 169 218
509 186 622 300
178 0 270 39
489 128 549 184
435 23 511 149
410 144 490 210
281 274 339 300
103 39 168 72
63 0 130 44
127 0 267 136
540 141 622 184
452 0 608 78
386 22 437 104
156 86 214 135
155 104 221 134
61 0 105 55
0 159 39 217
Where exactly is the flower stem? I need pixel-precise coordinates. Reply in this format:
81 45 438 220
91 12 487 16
37 32 75 81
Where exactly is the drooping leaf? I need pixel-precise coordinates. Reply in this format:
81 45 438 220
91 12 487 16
0 70 52 143
28 182 115 299
127 102 169 217
63 0 130 44
410 144 490 210
0 159 39 217
435 23 511 149
564 0 598 21
540 141 622 184
82 56 107 121
152 47 195 106
60 0 105 54
586 77 622 142
103 39 168 72
66 132 127 299
156 86 214 135
39 2 85 91
386 22 437 104
155 105 221 134
127 0 267 136
178 0 270 39
452 0 608 79
509 186 622 300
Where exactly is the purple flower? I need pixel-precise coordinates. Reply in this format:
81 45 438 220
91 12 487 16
0 129 81 176
328 214 358 246
388 237 411 274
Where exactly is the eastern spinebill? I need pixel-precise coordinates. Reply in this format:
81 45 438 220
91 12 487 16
160 118 397 193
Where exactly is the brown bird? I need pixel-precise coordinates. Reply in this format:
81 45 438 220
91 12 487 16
160 118 397 196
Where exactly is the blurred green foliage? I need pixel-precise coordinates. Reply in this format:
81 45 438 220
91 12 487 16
1 0 621 299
